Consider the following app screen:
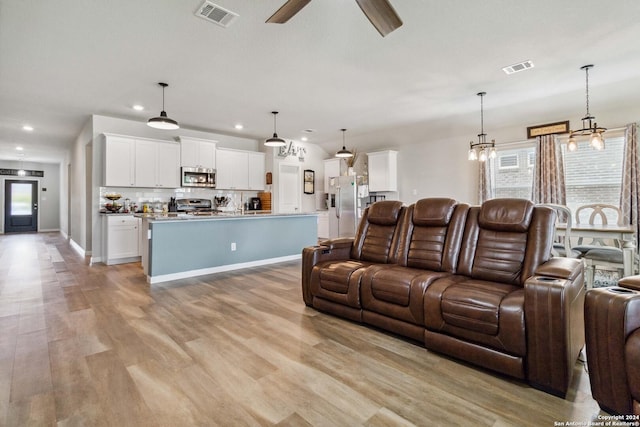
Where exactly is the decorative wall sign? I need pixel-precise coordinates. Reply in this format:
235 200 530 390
278 141 307 161
0 169 44 177
303 169 314 194
526 121 570 139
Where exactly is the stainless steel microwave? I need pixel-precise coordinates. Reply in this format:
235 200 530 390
181 167 216 188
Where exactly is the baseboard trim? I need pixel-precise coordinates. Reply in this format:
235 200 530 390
69 239 85 257
148 254 301 284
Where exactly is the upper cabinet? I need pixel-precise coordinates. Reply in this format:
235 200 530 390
104 134 135 187
178 136 217 169
367 150 398 192
247 152 265 191
135 140 180 188
216 148 264 190
103 134 180 188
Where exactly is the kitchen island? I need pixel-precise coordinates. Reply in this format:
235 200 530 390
138 213 317 284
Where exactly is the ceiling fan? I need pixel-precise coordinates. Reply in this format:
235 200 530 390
266 0 403 37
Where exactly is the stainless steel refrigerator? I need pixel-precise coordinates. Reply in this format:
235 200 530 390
328 175 367 238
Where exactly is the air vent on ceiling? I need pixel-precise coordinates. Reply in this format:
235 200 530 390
502 60 535 75
195 1 239 28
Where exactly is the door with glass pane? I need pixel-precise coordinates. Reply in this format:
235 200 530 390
4 180 38 233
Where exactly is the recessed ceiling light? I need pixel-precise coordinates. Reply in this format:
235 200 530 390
133 104 145 111
234 123 244 130
301 136 308 142
22 125 33 131
16 146 23 151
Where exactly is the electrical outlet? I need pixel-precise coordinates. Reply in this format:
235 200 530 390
231 242 236 251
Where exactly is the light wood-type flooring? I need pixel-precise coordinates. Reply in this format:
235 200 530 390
0 232 604 426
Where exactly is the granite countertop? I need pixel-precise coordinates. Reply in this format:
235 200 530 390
134 211 317 222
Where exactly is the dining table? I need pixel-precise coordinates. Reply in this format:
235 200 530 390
555 222 637 277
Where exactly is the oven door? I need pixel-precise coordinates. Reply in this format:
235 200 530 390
181 167 215 188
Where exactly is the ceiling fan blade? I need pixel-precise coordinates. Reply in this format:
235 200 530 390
355 0 403 37
266 0 312 24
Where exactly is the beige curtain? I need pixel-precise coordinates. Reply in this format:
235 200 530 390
619 123 639 244
532 134 566 204
478 158 495 203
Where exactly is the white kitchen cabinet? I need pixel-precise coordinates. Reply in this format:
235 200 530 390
135 139 180 188
216 148 265 190
105 215 140 265
179 136 216 169
367 150 398 192
248 152 265 190
103 134 180 188
104 134 135 187
323 158 341 192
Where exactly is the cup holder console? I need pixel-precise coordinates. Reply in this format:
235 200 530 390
608 287 636 294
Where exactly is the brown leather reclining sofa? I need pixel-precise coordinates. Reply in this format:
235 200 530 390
302 198 586 397
585 276 640 415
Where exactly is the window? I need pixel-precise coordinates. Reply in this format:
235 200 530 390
490 135 625 208
493 145 535 199
561 136 624 214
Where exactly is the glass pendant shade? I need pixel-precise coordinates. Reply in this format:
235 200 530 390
567 136 578 152
590 131 604 150
478 150 487 162
147 82 179 130
264 112 286 147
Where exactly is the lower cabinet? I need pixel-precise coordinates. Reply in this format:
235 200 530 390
105 215 141 265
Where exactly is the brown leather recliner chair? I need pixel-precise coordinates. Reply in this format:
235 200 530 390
585 276 640 415
301 200 406 322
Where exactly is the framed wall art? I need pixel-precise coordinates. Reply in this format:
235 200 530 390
304 169 314 194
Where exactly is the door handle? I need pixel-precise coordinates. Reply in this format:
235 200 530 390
33 203 38 211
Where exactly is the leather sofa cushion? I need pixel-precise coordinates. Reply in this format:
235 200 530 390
412 198 457 226
368 200 403 225
441 281 516 335
361 224 400 263
425 276 526 356
479 199 534 233
311 260 372 308
361 265 449 326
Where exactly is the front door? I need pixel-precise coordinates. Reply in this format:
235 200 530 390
4 180 38 233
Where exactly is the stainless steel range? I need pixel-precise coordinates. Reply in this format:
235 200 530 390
175 198 215 215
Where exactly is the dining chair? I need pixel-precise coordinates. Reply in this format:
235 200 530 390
573 204 628 288
539 203 580 258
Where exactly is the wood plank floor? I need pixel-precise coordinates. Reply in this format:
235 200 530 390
0 232 604 426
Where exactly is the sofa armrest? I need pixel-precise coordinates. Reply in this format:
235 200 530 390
533 257 583 282
618 275 640 292
301 238 355 306
524 258 585 397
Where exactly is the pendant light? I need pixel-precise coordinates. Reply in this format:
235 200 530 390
17 153 26 176
147 82 179 130
264 111 286 147
567 64 606 151
335 129 353 158
467 92 496 162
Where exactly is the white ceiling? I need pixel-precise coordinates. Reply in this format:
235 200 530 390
1 0 640 164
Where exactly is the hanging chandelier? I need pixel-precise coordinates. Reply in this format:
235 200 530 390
147 82 179 130
468 92 496 162
567 65 606 151
264 111 286 147
335 129 353 158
